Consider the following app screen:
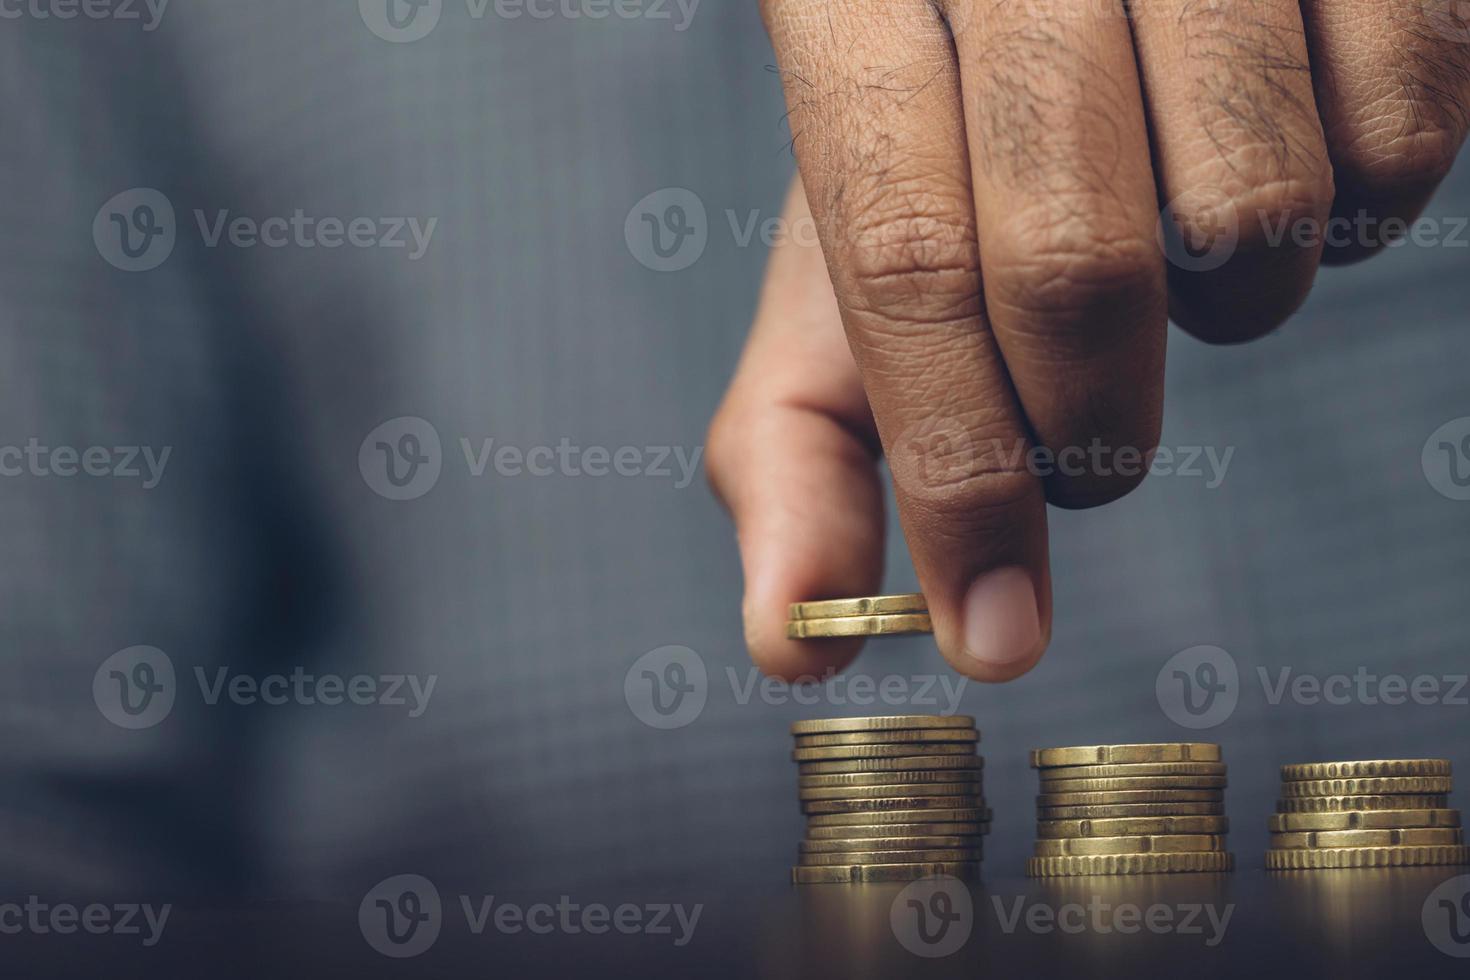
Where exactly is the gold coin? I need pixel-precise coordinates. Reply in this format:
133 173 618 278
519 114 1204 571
805 822 990 841
1280 760 1452 782
804 795 985 815
1270 828 1463 849
792 861 982 884
790 714 973 736
1037 802 1226 820
1027 851 1234 877
1265 845 1470 870
1030 744 1222 768
786 614 932 639
799 781 981 801
1037 790 1224 807
800 835 985 853
792 743 977 762
1041 776 1228 793
800 847 985 866
800 767 985 788
1038 762 1227 782
1035 834 1226 857
1277 794 1449 813
798 755 984 775
1267 809 1462 833
793 729 978 748
1278 776 1452 798
788 595 928 620
807 806 992 827
1037 815 1230 839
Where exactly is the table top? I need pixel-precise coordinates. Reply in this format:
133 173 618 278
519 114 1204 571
9 865 1469 978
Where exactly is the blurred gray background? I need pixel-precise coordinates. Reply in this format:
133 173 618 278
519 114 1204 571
1 0 1468 903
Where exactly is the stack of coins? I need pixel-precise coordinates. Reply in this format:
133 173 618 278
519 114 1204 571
1027 743 1233 877
1267 760 1470 869
786 594 931 640
790 715 988 883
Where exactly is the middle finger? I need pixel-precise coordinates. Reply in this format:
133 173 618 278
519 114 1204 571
952 0 1169 507
1130 0 1336 342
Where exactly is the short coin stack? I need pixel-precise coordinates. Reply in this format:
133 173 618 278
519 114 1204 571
1028 743 1233 877
786 594 931 640
1267 759 1470 869
791 715 988 883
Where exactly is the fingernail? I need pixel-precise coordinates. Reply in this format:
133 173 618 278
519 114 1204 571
963 567 1041 667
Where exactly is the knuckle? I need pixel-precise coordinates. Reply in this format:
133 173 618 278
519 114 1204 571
985 205 1163 328
1334 120 1463 193
703 407 743 494
836 194 983 330
887 410 1038 516
910 463 1038 536
1162 156 1336 275
1197 148 1335 236
1327 41 1470 193
1192 174 1335 251
1233 175 1337 248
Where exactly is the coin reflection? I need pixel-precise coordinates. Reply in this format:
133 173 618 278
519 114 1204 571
1266 866 1459 948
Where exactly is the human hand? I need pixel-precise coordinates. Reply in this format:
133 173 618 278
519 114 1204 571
707 0 1470 681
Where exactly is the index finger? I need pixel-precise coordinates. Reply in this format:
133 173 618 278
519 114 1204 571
764 0 1051 679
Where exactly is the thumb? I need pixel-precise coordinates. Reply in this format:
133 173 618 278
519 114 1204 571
706 178 884 681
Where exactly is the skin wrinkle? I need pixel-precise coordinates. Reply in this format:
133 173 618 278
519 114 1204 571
779 57 963 234
1306 0 1470 190
771 2 960 177
970 26 1132 198
850 323 992 378
1399 41 1470 139
911 476 1036 543
948 5 1165 511
834 192 981 311
779 39 982 328
713 0 1470 683
765 3 1040 549
1177 0 1324 180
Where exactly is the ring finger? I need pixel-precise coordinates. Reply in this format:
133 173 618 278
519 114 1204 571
1130 0 1337 343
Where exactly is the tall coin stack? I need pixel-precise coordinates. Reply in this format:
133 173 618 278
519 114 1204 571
790 715 989 884
1267 759 1470 869
1027 743 1234 877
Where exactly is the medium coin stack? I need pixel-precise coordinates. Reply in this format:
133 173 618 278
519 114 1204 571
790 714 988 884
1027 743 1234 877
786 594 931 640
1266 759 1470 869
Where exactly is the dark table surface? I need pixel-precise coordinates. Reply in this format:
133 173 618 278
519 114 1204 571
10 865 1470 978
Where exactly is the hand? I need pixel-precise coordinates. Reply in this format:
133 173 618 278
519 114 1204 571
707 0 1470 681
